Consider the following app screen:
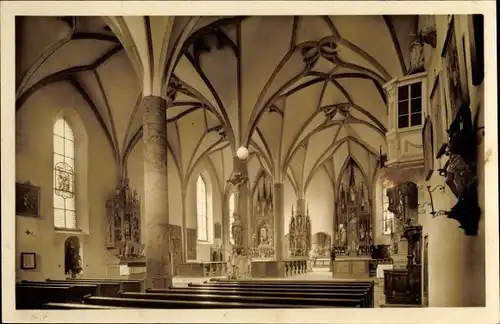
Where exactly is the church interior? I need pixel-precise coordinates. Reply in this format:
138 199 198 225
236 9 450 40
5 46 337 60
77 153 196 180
11 14 488 310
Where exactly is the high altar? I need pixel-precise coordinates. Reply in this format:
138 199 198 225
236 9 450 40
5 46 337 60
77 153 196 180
332 159 373 279
249 174 312 277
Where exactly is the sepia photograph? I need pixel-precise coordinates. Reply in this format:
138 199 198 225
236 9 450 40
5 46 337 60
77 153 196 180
1 1 498 323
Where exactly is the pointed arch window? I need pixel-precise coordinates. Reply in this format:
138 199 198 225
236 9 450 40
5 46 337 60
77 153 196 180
197 175 208 241
382 180 394 235
53 118 77 229
228 193 235 245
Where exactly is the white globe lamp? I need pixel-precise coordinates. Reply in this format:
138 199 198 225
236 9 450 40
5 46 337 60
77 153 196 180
236 146 249 160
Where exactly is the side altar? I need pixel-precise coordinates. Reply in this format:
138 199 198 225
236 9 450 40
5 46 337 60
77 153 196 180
104 178 146 280
332 159 373 279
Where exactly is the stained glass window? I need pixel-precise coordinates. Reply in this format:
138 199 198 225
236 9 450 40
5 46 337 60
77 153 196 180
228 193 235 245
53 118 76 229
196 175 208 241
382 180 394 235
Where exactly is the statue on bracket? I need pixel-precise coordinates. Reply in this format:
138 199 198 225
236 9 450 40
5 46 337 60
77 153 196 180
231 212 243 250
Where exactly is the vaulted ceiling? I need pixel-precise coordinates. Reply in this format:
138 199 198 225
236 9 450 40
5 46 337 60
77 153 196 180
15 15 418 195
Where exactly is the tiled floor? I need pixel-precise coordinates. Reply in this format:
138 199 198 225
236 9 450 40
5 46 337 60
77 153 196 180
172 269 386 307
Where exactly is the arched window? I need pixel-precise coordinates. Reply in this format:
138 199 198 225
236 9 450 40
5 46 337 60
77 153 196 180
53 118 77 229
196 175 208 241
228 193 235 245
382 180 394 235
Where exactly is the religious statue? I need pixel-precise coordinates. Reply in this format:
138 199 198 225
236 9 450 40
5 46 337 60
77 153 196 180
347 215 358 254
132 217 140 242
124 218 131 240
64 238 82 279
359 224 366 241
336 224 347 247
231 213 243 248
349 185 356 203
259 225 271 246
409 39 425 73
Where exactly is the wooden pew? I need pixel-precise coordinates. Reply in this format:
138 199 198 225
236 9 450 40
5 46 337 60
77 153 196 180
208 279 374 287
16 285 73 309
46 279 121 297
61 278 143 292
146 287 369 308
120 292 363 308
189 282 374 307
21 280 98 297
201 281 374 307
83 296 316 309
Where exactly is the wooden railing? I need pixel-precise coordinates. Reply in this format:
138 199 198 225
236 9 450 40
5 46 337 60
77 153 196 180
284 259 312 277
177 261 228 278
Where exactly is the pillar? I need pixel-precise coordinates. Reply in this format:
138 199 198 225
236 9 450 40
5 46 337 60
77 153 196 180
229 156 252 278
296 198 306 215
273 183 284 261
142 95 172 289
233 157 251 252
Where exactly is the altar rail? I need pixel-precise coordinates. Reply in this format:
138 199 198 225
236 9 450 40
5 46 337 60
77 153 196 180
177 262 228 278
284 259 313 277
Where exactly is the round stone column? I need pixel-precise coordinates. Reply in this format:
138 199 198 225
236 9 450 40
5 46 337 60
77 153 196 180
273 183 284 262
142 95 172 289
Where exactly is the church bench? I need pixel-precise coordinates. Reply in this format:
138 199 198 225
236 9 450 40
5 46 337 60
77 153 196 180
189 283 373 307
119 292 363 308
59 278 143 292
21 280 98 297
42 302 127 309
146 287 369 308
83 296 316 309
210 278 374 286
46 279 121 297
16 285 74 309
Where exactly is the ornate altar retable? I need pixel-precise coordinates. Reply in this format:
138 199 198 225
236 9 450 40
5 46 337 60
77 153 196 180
104 178 146 279
331 160 373 279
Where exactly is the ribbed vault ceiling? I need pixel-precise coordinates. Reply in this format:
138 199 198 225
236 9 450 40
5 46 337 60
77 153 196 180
16 15 418 195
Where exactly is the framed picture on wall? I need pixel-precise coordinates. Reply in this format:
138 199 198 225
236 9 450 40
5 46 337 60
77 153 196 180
422 116 434 181
429 74 448 158
16 182 40 217
441 16 470 123
468 14 484 86
20 252 37 270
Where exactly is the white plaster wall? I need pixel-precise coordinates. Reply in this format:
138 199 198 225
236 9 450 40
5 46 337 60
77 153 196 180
305 167 334 239
419 15 485 307
16 82 116 281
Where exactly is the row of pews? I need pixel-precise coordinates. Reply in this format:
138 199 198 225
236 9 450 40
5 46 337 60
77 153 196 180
16 277 374 309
